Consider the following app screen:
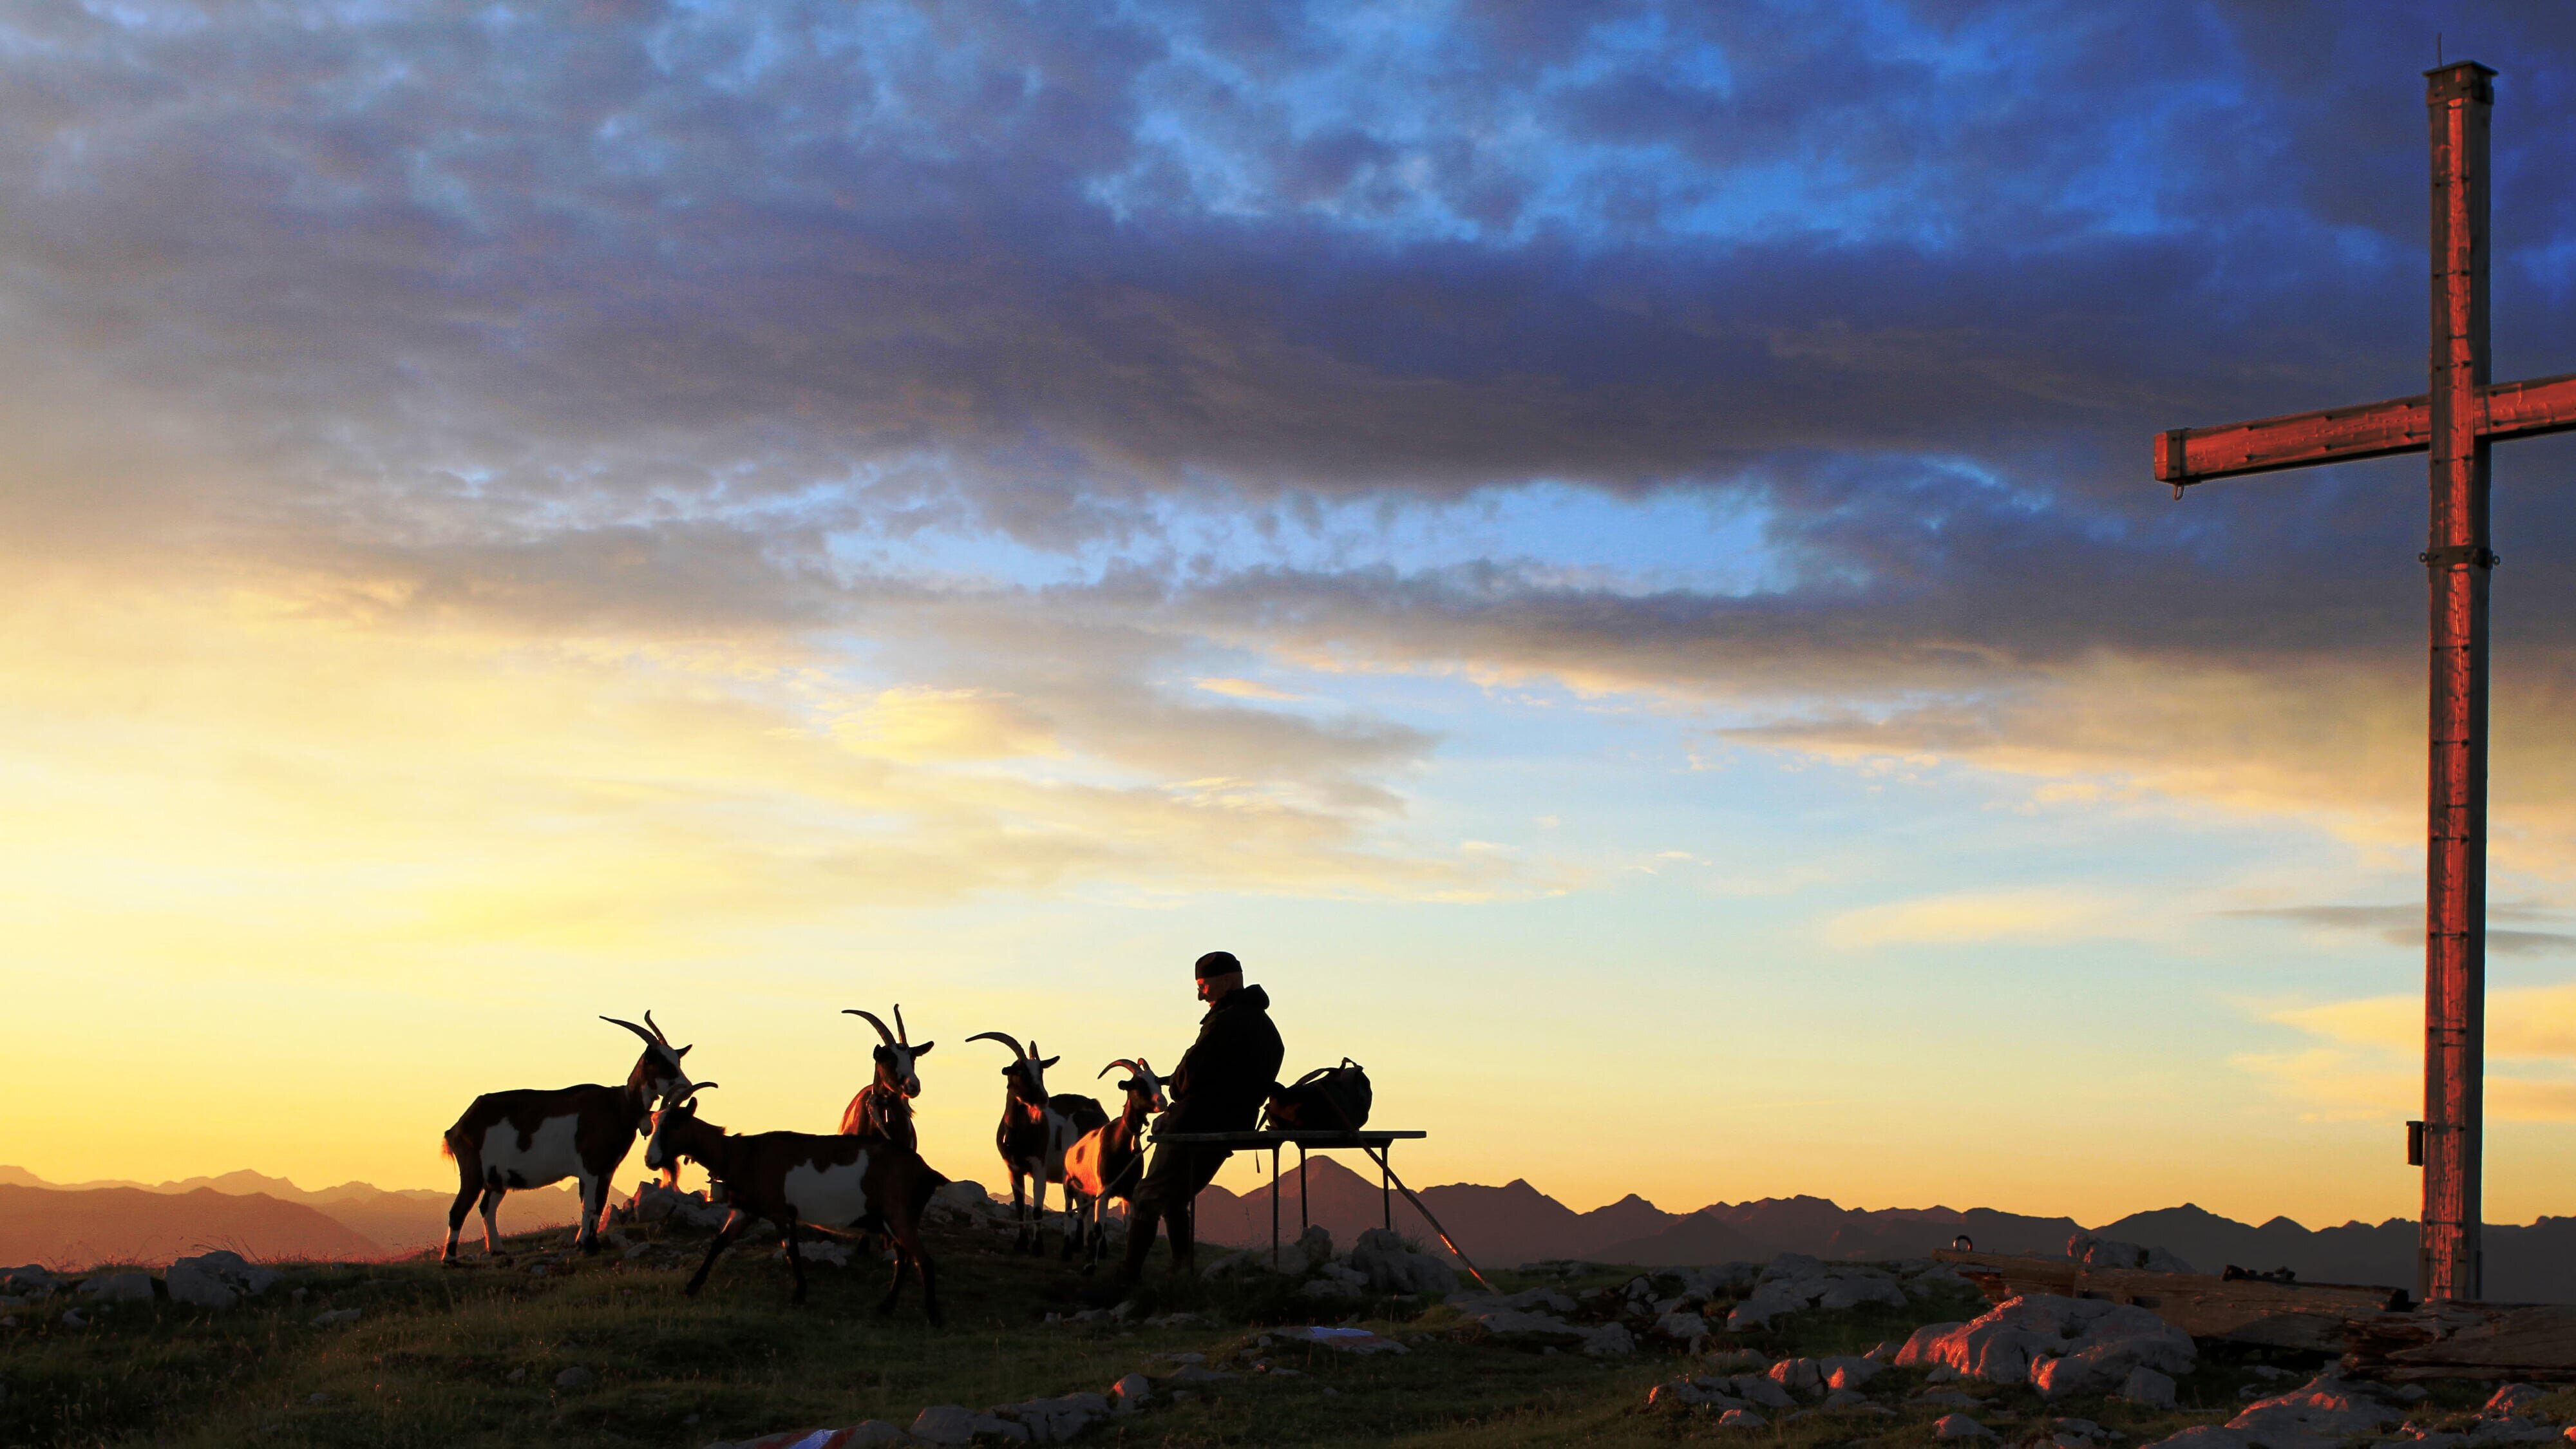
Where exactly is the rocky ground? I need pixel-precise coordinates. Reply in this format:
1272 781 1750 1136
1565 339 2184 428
3 1200 2568 1448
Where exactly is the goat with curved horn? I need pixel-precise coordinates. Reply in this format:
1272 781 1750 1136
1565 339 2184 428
965 1030 1027 1059
969 1029 1100 1256
648 1087 947 1323
1064 1056 1167 1271
839 1005 933 1148
437 1012 699 1264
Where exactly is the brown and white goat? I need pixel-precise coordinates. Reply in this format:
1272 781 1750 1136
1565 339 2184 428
439 1013 694 1262
645 1086 945 1323
966 1031 1108 1257
837 1005 931 1149
1062 1057 1166 1271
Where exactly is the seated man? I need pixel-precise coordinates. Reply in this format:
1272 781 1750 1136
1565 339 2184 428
1121 950 1283 1280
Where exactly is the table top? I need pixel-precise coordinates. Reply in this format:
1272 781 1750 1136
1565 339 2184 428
1148 1129 1426 1146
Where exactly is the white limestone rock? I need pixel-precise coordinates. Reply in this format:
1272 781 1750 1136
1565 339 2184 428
1938 1414 1997 1439
1898 1294 2194 1393
2218 1374 2400 1449
78 1272 153 1303
167 1250 281 1311
2068 1234 2197 1275
2117 1366 2177 1410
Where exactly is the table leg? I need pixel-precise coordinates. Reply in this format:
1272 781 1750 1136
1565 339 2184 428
1298 1143 1310 1233
1269 1144 1281 1267
1382 1147 1392 1231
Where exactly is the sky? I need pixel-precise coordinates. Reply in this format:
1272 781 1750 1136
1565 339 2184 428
6 0 2576 1231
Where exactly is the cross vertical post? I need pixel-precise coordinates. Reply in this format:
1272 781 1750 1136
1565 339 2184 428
2420 59 2495 1304
2156 59 2576 1305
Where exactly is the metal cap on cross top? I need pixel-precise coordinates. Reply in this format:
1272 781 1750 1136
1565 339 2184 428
2153 61 2576 1303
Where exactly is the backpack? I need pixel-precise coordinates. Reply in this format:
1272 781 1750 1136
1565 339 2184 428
1262 1059 1373 1132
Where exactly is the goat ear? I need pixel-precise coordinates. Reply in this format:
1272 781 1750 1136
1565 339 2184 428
912 1041 933 1056
677 1045 692 1057
1039 1055 1061 1068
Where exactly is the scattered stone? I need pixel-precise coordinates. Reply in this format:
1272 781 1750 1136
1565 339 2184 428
1725 1255 1905 1329
1822 1388 1871 1411
1717 1408 1767 1430
311 1308 361 1327
1705 1347 1770 1372
786 1240 852 1269
2117 1366 2177 1410
1580 1322 1636 1356
848 1425 905 1448
60 1308 87 1328
1897 1293 2195 1394
1768 1356 1824 1396
1822 1354 1882 1390
307 1392 331 1405
1731 1375 1797 1410
1 1266 59 1298
1108 1373 1150 1413
1166 1364 1235 1384
167 1251 282 1311
1654 1310 1709 1344
1347 1228 1459 1295
2158 1374 2398 1449
77 1272 153 1303
2067 1234 2197 1274
554 1367 594 1390
506 1367 527 1383
1938 1414 1996 1439
2490 1386 2551 1419
997 1393 1108 1444
910 1405 980 1444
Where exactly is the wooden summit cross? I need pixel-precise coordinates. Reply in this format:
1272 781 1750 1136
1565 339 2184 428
2155 62 2576 1303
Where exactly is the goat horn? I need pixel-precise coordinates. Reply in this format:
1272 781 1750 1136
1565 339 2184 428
966 1031 1027 1059
844 1009 896 1046
601 1016 661 1050
894 1003 910 1045
1098 1059 1142 1079
643 1009 674 1046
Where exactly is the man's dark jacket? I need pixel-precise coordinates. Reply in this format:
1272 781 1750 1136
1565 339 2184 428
1163 984 1284 1133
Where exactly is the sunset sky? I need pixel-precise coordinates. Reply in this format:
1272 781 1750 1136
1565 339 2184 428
8 1 2576 1231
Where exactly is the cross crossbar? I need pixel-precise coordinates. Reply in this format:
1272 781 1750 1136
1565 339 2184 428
2157 372 2576 485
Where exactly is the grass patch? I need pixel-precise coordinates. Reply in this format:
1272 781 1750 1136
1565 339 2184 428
0 1238 2364 1448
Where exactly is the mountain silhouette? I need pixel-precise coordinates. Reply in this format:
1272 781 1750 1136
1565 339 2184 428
0 1166 604 1264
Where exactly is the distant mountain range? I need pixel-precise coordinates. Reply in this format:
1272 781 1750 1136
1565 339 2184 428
0 1167 596 1267
21 1158 2576 1305
1191 1159 2576 1305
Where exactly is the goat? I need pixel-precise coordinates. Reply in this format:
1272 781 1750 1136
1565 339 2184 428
965 1031 1108 1257
837 1005 931 1150
1062 1057 1166 1271
439 1012 694 1262
645 1085 945 1323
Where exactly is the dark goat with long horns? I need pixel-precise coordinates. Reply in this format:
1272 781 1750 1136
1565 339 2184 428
837 1005 932 1149
965 1030 1108 1256
439 1012 695 1262
646 1085 946 1322
1063 1057 1166 1271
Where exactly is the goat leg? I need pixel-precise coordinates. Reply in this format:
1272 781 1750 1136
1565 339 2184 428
784 1218 807 1305
685 1211 746 1297
479 1185 504 1255
442 1170 480 1264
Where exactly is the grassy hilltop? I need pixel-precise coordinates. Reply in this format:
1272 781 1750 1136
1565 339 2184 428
0 1212 2517 1448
